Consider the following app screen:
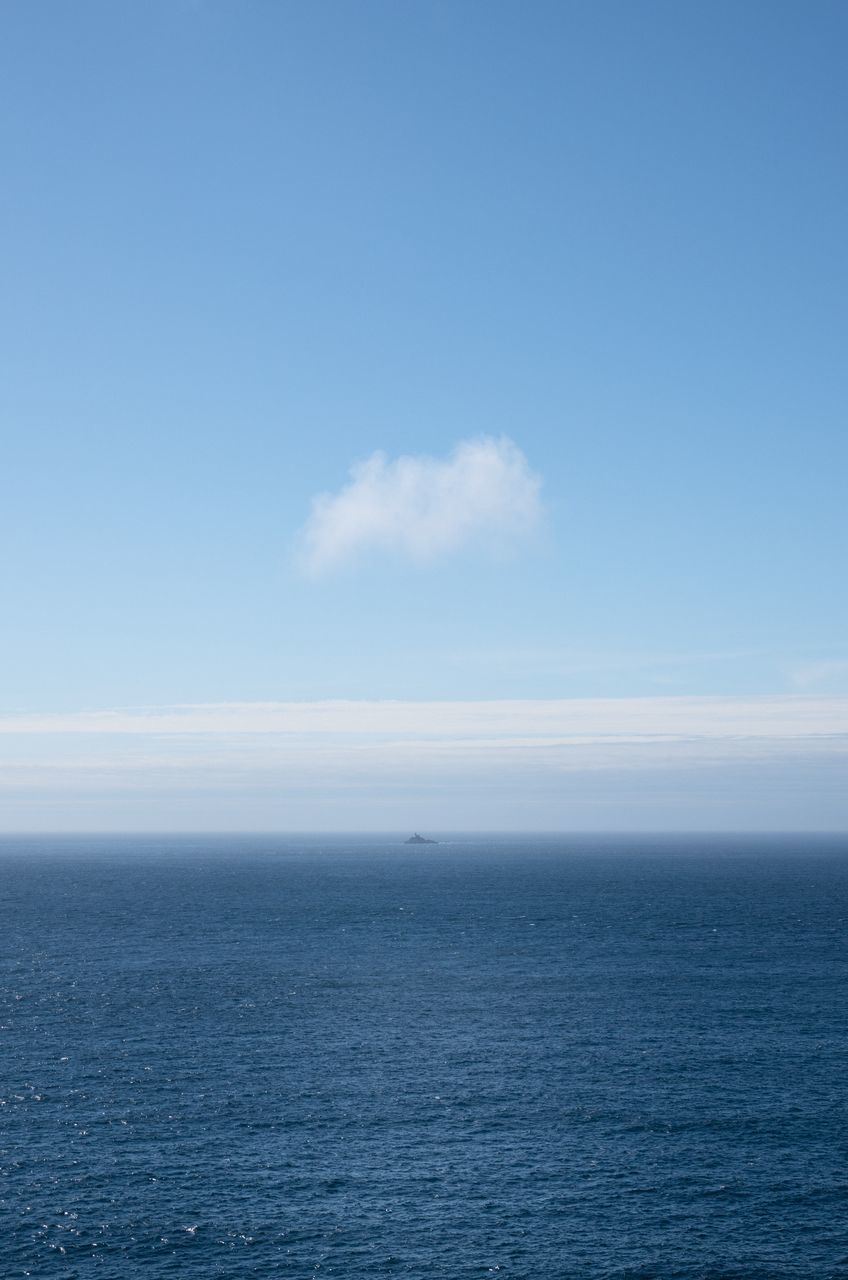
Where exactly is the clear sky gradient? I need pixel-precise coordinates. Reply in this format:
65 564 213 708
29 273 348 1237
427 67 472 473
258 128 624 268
2 1 846 829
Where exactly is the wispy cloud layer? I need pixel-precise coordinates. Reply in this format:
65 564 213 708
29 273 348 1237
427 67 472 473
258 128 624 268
296 436 542 575
2 695 846 738
1 697 846 831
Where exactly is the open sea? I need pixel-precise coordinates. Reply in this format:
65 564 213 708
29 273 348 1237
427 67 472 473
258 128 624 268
1 834 846 1279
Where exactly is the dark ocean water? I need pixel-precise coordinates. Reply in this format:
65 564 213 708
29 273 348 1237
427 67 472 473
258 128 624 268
1 834 846 1279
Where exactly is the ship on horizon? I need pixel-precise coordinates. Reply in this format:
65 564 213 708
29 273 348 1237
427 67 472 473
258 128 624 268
404 833 438 845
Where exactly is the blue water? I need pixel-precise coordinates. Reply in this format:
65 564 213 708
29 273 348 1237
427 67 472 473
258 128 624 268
1 834 846 1279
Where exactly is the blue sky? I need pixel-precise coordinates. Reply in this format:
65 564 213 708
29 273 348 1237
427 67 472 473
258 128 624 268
1 1 846 829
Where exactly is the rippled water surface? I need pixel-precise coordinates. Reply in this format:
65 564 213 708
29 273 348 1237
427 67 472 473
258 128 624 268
1 834 846 1278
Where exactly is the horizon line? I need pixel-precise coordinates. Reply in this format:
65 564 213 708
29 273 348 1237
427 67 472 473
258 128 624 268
0 829 845 838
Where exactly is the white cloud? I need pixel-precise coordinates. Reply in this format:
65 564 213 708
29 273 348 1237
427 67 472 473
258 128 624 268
296 436 542 575
790 660 848 691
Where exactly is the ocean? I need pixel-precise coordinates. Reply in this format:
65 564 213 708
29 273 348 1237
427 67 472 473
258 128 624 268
1 834 846 1279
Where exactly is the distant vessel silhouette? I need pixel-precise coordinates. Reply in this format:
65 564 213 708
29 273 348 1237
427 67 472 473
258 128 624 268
405 832 438 845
